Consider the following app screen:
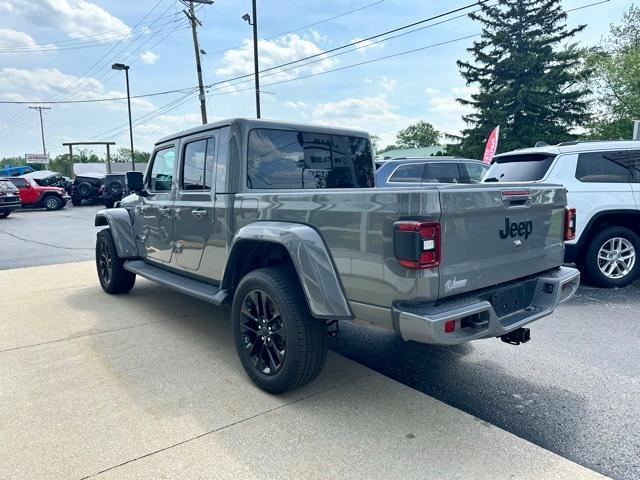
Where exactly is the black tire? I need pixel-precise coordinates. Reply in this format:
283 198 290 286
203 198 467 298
0 211 10 218
583 226 640 288
107 180 124 197
232 267 327 394
77 182 93 197
43 195 63 211
71 196 82 206
96 229 136 294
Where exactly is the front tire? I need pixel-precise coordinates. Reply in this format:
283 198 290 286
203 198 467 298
232 267 327 394
584 226 640 288
71 196 82 206
0 211 10 218
96 229 136 294
44 195 63 211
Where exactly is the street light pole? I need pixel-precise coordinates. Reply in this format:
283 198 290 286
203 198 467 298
243 0 261 118
112 63 135 171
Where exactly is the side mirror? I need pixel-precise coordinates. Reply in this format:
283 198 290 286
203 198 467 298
126 171 145 194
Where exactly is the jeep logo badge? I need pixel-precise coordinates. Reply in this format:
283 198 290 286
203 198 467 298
499 217 533 239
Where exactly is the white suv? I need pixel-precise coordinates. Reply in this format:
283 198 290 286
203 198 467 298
484 140 640 288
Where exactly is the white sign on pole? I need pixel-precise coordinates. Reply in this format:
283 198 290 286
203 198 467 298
25 153 49 164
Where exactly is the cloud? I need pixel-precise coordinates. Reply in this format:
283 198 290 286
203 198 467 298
139 50 159 65
136 112 210 137
351 37 385 53
380 76 397 92
0 67 155 111
425 85 476 134
284 100 307 109
215 34 336 82
1 0 130 42
0 28 56 53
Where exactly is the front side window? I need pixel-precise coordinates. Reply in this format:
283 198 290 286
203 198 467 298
423 162 461 183
484 154 555 182
576 150 629 183
148 147 175 192
388 163 424 183
182 138 214 191
247 128 374 189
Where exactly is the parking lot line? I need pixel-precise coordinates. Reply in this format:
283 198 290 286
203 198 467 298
0 262 605 479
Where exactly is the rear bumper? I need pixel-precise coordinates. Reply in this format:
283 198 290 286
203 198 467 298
393 266 580 345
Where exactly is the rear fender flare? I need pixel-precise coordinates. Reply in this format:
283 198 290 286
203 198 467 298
223 221 352 320
94 208 139 258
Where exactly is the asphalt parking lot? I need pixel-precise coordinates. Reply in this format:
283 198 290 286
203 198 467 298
1 205 638 479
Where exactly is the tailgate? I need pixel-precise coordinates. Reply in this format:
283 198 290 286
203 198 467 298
437 184 566 298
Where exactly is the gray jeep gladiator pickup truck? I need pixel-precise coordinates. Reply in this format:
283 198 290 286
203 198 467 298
94 118 580 393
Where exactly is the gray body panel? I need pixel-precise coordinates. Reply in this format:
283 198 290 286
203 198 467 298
226 221 352 319
95 208 139 258
106 118 577 343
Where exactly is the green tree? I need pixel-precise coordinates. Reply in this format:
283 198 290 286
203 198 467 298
114 148 151 163
451 0 591 158
396 121 440 148
584 4 640 140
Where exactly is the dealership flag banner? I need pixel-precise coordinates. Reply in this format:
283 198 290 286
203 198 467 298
482 126 500 164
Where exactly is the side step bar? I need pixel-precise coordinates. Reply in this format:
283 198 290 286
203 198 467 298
124 260 230 305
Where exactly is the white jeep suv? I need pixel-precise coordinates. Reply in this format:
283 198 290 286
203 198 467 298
484 140 640 288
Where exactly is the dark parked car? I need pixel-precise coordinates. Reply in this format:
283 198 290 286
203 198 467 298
375 157 489 187
101 173 127 208
71 173 105 206
0 180 21 218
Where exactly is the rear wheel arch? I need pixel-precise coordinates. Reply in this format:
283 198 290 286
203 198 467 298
578 210 640 254
221 222 352 321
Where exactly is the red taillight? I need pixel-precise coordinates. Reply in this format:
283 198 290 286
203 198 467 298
564 208 576 241
393 221 440 269
444 319 456 333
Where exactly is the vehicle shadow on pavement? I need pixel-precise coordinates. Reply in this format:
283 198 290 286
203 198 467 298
329 323 590 468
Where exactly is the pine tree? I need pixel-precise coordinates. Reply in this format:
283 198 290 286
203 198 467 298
450 0 591 158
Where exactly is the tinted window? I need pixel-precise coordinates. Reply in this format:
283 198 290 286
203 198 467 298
8 178 28 188
247 128 374 189
148 147 175 192
484 154 555 182
463 163 488 183
389 163 424 182
629 150 640 183
423 162 461 183
182 138 213 190
576 151 629 183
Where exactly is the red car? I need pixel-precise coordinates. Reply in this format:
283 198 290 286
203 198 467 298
2 176 69 210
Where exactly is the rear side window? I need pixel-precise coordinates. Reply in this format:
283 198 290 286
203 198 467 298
247 128 374 189
575 150 629 183
485 154 555 182
463 163 488 183
389 163 423 182
423 162 461 183
182 137 214 191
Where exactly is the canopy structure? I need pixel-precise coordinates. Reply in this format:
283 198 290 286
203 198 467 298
62 142 118 173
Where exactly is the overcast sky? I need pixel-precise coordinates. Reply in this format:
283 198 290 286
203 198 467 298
0 0 629 158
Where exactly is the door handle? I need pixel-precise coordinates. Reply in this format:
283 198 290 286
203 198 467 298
191 208 208 218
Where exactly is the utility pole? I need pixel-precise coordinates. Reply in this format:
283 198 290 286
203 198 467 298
242 0 261 118
183 0 212 125
28 106 51 155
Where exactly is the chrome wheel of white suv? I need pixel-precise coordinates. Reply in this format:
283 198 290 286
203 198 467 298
597 237 636 279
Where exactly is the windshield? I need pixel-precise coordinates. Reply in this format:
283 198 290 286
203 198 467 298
484 153 556 182
33 174 64 187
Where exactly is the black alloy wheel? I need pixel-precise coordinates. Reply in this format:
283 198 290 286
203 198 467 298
97 234 112 285
239 289 286 375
